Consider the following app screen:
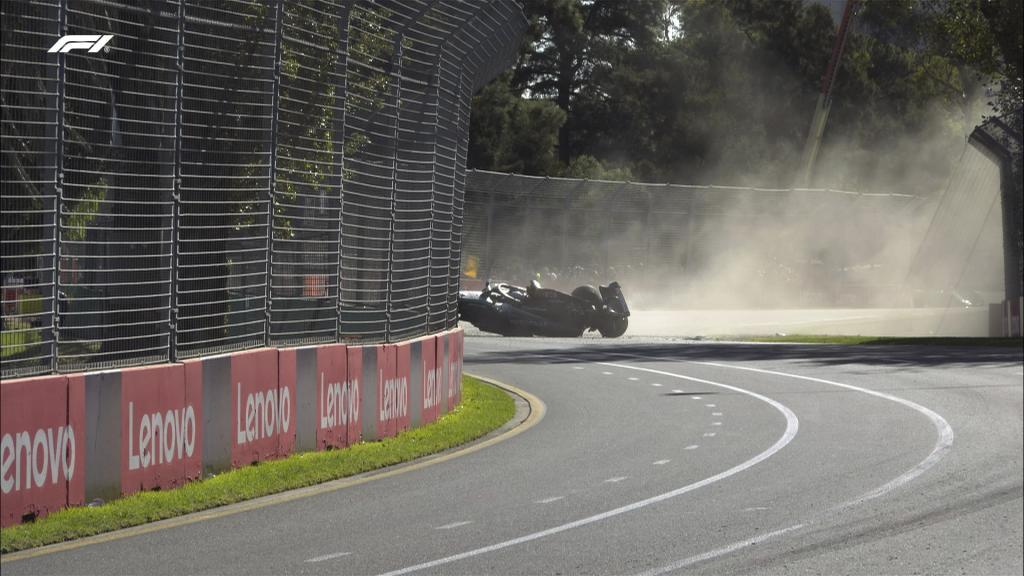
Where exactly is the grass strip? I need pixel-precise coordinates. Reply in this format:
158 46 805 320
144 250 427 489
721 335 1023 347
1 375 514 554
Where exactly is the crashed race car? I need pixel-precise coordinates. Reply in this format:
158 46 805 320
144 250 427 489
458 280 630 338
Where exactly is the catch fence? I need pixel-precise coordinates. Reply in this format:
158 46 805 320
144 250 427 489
0 0 526 379
462 170 931 308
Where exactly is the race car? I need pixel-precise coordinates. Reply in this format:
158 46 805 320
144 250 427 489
458 280 629 337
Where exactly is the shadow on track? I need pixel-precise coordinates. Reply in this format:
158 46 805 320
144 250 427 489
464 340 1023 370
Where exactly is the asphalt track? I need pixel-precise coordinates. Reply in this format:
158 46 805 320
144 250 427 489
4 336 1022 575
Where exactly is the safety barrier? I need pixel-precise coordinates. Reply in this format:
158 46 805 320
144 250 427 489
1 0 526 378
1 327 464 527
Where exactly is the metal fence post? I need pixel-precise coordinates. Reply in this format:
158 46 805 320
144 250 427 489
48 0 68 373
384 42 401 342
169 0 185 363
334 7 351 343
266 0 283 348
425 54 443 335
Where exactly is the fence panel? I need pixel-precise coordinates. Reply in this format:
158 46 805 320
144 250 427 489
269 0 350 347
176 2 277 359
0 0 527 378
462 170 931 307
1 0 61 377
57 1 178 373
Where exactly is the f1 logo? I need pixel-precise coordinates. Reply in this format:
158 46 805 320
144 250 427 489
48 34 113 53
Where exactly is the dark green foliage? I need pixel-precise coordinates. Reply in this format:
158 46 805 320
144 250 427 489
469 0 1023 192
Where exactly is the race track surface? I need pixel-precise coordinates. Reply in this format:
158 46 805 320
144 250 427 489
5 337 1022 575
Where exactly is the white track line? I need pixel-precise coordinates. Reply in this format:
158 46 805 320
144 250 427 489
693 360 955 509
434 521 473 530
629 358 955 575
305 552 352 563
378 364 800 576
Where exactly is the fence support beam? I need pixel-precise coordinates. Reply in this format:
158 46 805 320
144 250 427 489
48 0 68 373
169 0 185 363
266 0 284 348
334 7 351 343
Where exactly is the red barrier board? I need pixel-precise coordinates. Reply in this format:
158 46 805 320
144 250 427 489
316 344 353 449
392 343 412 434
448 329 464 411
120 364 198 496
0 375 81 526
346 346 364 444
376 345 400 439
420 337 439 425
231 349 286 466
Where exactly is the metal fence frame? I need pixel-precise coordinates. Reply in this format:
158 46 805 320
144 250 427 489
1 0 526 379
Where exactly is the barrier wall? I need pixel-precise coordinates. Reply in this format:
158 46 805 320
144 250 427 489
0 375 84 525
0 328 464 527
988 297 1024 337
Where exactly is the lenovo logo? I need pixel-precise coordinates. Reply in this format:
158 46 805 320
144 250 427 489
48 34 113 53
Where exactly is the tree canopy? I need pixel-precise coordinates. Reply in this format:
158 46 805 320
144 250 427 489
468 0 1023 193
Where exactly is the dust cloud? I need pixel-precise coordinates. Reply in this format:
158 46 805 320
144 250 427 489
614 137 1006 337
475 121 1006 337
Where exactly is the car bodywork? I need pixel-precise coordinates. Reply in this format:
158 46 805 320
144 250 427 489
458 280 630 337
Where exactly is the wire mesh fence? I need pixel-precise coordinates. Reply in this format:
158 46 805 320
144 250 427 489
462 170 932 309
1 0 525 379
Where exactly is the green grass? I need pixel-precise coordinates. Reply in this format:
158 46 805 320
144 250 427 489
721 335 1023 347
1 375 515 554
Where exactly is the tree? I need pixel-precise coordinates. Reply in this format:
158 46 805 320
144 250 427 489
514 0 667 163
468 74 565 175
468 0 1020 189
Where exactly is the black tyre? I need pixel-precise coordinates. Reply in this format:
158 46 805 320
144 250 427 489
598 316 628 338
571 285 602 306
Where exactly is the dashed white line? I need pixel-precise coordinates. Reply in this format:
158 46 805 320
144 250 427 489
305 552 352 563
573 366 585 370
684 445 699 450
651 383 663 387
536 496 564 504
705 403 716 408
703 432 717 437
629 358 957 576
712 412 723 416
378 363 799 576
712 422 722 426
602 371 613 375
691 396 702 400
628 377 639 381
652 460 671 466
605 476 629 483
672 389 684 394
435 521 473 530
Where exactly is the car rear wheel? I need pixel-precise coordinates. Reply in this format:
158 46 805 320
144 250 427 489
598 316 628 338
571 285 602 306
